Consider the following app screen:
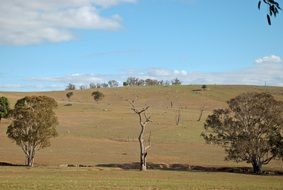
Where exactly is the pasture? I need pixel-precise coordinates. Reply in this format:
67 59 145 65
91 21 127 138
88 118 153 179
0 85 283 189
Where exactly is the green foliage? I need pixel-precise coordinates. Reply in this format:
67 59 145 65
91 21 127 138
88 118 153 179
0 96 10 121
202 92 283 174
91 91 105 103
258 0 281 25
7 96 58 166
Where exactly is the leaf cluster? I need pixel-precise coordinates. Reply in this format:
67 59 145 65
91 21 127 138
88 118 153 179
258 0 281 25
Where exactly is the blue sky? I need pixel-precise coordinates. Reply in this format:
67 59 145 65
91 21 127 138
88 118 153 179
0 0 282 91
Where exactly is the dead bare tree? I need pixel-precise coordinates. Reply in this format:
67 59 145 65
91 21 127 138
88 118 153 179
175 108 181 126
197 105 205 122
129 99 151 171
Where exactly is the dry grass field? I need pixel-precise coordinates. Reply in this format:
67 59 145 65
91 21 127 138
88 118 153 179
0 85 283 189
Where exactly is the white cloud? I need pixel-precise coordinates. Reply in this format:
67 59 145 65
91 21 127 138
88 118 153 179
93 0 137 8
31 73 104 84
0 0 136 45
255 55 282 64
130 56 283 86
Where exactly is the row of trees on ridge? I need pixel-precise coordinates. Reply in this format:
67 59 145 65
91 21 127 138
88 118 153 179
65 78 182 90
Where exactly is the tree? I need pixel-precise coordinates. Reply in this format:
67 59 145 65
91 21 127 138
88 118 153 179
7 96 58 167
80 85 87 90
202 92 283 174
258 0 281 25
91 91 104 103
89 83 97 89
66 83 76 90
201 84 207 91
126 77 139 86
66 92 74 102
101 83 109 88
0 96 10 123
171 78 181 85
123 81 129 86
108 80 119 88
129 100 151 171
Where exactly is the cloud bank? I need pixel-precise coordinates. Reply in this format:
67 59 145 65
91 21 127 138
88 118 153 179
0 0 137 45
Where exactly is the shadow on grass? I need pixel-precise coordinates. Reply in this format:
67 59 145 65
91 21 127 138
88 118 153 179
0 162 25 167
96 162 283 176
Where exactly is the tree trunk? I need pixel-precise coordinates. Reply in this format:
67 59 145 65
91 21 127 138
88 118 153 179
197 108 204 121
26 149 35 167
139 125 147 171
252 159 262 174
176 109 181 126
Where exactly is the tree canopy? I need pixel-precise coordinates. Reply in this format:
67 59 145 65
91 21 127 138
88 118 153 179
91 91 105 103
202 92 283 174
7 96 58 166
0 96 10 122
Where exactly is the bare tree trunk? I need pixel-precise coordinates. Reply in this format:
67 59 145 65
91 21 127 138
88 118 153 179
176 109 181 126
138 125 149 171
197 108 204 122
130 100 151 171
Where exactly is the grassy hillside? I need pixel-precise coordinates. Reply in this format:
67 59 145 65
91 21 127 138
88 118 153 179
1 85 282 170
1 85 283 189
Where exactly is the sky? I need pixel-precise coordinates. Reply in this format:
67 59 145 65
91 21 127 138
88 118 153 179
0 0 283 91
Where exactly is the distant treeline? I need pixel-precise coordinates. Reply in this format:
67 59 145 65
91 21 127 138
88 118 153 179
65 77 182 90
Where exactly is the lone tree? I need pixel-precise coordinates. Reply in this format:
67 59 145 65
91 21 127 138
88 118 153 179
201 85 207 91
108 80 119 88
66 92 74 102
0 96 10 123
171 78 181 85
91 91 104 103
66 83 76 90
202 92 283 174
129 100 152 171
258 0 281 25
7 96 58 167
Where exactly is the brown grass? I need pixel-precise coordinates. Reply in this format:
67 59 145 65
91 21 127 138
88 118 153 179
0 85 283 172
